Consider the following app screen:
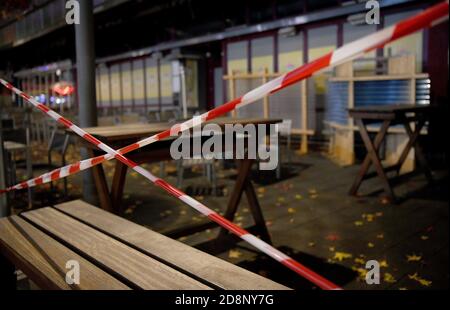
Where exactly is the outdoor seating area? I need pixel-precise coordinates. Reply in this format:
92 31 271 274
0 0 448 299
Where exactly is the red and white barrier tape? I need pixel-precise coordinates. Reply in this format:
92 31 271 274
0 79 340 289
2 1 447 196
0 1 448 289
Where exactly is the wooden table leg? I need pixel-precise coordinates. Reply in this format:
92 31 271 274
401 119 433 182
351 119 395 200
218 158 271 243
243 179 272 243
87 149 113 213
219 159 252 223
111 161 128 215
349 119 391 196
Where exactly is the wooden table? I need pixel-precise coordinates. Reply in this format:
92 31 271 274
68 117 281 243
348 105 433 201
0 200 288 290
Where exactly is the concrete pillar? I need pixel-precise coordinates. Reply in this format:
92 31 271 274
75 0 98 204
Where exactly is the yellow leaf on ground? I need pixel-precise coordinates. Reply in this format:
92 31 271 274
287 208 296 214
379 260 389 268
354 221 364 226
406 254 422 262
367 242 375 248
228 249 242 259
408 273 432 287
352 267 368 280
366 214 374 222
295 194 303 200
354 258 365 265
384 273 396 283
333 252 352 261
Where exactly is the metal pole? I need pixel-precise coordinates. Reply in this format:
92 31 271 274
75 0 98 204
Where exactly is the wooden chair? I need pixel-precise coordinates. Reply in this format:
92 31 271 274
47 128 72 195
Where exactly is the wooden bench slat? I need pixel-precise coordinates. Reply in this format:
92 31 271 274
22 207 211 290
0 216 130 290
54 200 289 290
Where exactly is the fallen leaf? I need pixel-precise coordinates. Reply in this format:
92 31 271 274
354 221 364 226
380 197 390 205
333 252 352 261
420 235 429 241
295 194 303 200
406 254 422 262
228 249 242 259
367 242 375 248
379 260 389 268
352 267 368 280
376 234 384 239
124 208 134 215
287 207 296 214
325 233 340 241
308 242 315 247
384 272 396 283
329 246 335 252
354 258 365 264
408 273 432 287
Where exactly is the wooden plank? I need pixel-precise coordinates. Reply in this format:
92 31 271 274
54 200 289 290
21 207 212 290
0 216 130 290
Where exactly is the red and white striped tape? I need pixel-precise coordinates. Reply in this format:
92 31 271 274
0 79 340 289
2 1 447 195
0 1 448 289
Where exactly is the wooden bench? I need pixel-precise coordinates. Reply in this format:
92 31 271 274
0 200 288 290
